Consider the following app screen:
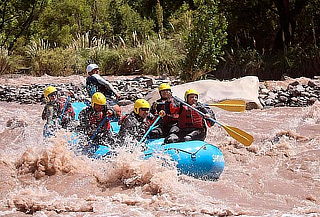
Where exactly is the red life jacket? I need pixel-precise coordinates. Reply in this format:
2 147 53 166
57 98 75 120
89 112 110 131
155 98 179 125
178 105 204 129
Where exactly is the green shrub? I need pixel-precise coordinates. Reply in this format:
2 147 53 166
82 38 183 76
94 49 123 74
0 49 24 75
140 39 184 76
27 48 85 76
214 48 263 79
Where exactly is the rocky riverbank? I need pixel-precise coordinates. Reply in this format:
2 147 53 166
259 78 320 107
0 75 319 108
0 76 181 105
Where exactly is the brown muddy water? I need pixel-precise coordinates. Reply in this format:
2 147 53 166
0 79 319 216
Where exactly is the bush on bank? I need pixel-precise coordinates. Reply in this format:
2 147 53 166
0 38 185 77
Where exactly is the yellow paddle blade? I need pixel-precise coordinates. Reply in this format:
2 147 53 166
222 125 254 146
208 100 246 112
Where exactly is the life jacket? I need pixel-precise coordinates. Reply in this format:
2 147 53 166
89 111 111 132
57 98 75 122
178 105 204 129
86 75 113 98
155 98 179 125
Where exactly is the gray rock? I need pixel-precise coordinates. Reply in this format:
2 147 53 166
289 81 299 86
268 92 277 99
264 98 274 106
260 88 269 94
279 96 288 102
308 80 317 87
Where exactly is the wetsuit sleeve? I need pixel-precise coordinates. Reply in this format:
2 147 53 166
42 106 47 120
92 74 119 96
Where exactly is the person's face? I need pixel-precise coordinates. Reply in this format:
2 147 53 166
113 105 122 117
160 89 172 99
48 92 57 102
92 68 99 74
187 94 198 105
138 107 149 119
88 68 99 75
93 104 104 112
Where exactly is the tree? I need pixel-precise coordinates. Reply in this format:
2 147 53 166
183 0 227 80
0 0 47 51
35 0 92 47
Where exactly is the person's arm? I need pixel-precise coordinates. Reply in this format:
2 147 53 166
42 106 47 120
46 106 55 124
104 104 115 117
150 101 158 115
92 74 120 97
198 103 216 127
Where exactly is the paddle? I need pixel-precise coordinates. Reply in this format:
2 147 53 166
90 114 111 141
173 96 254 146
138 115 162 144
205 99 246 112
59 96 71 123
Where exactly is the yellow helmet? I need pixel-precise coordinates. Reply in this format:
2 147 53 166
158 83 171 91
91 92 106 107
44 86 57 98
184 89 199 100
134 99 150 114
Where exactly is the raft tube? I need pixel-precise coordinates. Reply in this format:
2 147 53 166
95 138 225 179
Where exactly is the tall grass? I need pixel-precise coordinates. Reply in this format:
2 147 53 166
2 34 185 77
0 49 24 75
140 39 184 76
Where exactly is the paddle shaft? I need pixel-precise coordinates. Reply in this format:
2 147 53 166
173 96 221 127
138 115 161 144
59 96 71 122
90 115 110 141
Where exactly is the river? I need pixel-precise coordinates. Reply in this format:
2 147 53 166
0 76 319 216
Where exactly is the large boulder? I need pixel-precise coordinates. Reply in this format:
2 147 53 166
145 76 262 109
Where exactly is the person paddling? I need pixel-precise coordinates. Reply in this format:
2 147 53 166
118 99 157 145
77 92 116 153
149 83 180 139
165 89 215 143
42 86 75 138
86 63 122 121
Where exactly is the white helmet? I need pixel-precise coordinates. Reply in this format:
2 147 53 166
86 64 99 73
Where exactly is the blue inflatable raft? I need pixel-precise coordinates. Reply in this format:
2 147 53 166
72 102 225 179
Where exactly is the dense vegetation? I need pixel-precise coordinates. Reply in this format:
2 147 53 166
1 0 319 80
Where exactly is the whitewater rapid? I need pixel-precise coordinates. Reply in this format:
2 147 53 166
0 99 319 216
